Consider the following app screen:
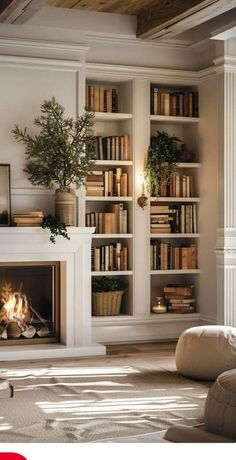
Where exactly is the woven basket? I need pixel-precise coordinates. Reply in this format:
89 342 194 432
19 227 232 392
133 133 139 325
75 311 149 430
92 290 124 316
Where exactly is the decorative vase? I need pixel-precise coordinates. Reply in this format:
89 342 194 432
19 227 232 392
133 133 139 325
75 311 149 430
151 296 167 314
55 187 76 226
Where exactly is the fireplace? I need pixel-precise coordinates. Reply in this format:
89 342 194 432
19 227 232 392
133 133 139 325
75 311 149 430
0 262 60 345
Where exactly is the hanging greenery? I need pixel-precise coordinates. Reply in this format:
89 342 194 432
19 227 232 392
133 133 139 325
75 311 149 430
145 130 182 197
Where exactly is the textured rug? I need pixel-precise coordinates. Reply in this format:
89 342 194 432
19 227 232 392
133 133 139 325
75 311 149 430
0 354 209 443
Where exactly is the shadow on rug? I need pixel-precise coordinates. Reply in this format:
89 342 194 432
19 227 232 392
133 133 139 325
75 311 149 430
0 359 209 442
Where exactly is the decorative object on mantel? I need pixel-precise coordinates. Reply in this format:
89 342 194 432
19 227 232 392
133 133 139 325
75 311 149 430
12 211 43 227
0 164 11 227
12 97 96 227
145 131 182 197
92 277 127 316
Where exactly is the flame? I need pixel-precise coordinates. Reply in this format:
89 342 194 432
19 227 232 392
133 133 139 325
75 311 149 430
0 287 31 323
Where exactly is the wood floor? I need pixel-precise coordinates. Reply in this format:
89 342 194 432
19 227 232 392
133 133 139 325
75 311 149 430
0 342 177 368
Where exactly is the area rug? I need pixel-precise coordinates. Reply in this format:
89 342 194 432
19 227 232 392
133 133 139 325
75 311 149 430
0 355 209 443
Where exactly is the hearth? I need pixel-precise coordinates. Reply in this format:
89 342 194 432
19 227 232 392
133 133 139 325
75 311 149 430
0 262 60 345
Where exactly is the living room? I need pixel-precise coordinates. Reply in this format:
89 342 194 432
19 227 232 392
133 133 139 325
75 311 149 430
0 0 236 455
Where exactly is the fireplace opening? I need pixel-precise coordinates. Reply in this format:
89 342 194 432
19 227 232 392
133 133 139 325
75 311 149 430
0 262 60 345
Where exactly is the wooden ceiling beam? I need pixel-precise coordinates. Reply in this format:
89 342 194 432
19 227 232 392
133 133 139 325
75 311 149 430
137 0 219 39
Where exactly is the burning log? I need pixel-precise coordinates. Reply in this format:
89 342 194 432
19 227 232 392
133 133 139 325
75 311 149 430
7 323 22 339
37 326 50 337
22 325 36 339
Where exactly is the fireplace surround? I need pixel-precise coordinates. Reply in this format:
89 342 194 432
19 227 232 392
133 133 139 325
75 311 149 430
0 227 106 360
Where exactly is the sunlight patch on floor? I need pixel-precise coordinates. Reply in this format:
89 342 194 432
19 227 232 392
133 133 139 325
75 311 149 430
0 366 139 380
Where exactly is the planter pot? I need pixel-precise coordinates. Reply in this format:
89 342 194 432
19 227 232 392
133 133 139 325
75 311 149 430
92 290 124 316
55 187 76 226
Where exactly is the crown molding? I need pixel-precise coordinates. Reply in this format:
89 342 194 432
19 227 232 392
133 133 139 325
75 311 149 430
85 32 189 50
213 55 236 73
0 53 84 71
85 62 200 84
0 37 89 62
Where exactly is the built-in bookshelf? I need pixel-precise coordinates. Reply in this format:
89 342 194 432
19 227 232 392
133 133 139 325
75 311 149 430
149 82 200 317
85 76 134 319
84 69 204 343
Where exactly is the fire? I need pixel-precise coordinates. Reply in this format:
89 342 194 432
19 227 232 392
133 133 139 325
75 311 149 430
1 291 30 323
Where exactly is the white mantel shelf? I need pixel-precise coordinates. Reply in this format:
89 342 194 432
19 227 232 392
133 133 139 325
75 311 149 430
0 226 106 361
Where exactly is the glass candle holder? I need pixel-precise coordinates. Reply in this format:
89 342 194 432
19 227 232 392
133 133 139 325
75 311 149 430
151 296 167 314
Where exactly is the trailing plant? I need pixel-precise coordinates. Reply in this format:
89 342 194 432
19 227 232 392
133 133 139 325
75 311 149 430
92 277 127 293
12 97 96 189
41 215 70 244
145 130 182 196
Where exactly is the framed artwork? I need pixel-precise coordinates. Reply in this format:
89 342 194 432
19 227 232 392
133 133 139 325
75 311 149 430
0 164 11 226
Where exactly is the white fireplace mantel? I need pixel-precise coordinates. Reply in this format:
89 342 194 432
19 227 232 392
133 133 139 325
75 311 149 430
0 227 106 360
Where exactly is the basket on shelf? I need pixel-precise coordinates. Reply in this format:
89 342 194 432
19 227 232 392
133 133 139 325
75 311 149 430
92 277 127 316
92 290 124 316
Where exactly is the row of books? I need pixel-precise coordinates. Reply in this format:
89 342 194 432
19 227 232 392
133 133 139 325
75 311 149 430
94 135 130 161
150 204 198 234
163 284 196 313
86 168 128 197
150 88 199 117
12 211 43 227
86 204 128 234
86 85 118 113
150 242 197 270
157 173 194 198
92 243 128 272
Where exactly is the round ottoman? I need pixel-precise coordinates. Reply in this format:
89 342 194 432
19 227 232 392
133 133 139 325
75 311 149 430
204 369 236 439
175 325 236 380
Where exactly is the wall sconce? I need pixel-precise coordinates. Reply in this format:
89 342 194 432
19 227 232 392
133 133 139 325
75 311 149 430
137 193 148 209
137 172 148 209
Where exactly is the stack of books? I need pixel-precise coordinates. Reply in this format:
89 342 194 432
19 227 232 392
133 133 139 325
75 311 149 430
92 243 128 272
86 85 118 113
86 171 104 196
86 203 128 234
163 285 196 313
150 88 199 117
150 242 197 270
86 168 128 197
13 211 44 227
94 135 130 160
150 204 198 234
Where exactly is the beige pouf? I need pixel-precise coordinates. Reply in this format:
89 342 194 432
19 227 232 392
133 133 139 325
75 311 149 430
175 325 236 380
204 369 236 439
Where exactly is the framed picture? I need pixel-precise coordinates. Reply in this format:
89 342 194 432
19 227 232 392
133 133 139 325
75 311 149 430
0 164 11 226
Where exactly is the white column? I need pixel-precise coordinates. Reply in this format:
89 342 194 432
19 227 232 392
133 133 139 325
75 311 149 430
215 43 236 326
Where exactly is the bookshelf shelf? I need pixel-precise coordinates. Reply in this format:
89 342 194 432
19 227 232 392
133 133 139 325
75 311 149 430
150 115 200 124
92 270 133 276
150 233 200 238
150 197 200 203
95 160 133 166
150 269 200 275
176 163 200 168
94 112 133 121
92 233 133 239
86 196 133 201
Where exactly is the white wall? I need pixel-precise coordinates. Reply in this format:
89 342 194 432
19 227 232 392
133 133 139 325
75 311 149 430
0 61 79 214
198 75 218 323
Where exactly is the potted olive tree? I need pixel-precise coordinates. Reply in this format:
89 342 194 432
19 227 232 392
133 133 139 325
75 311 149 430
145 130 182 196
12 97 95 227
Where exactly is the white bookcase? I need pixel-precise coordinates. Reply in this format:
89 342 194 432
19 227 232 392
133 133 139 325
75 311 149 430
85 66 204 344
